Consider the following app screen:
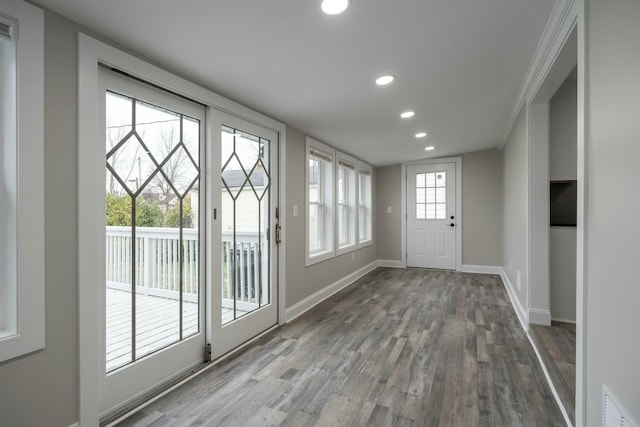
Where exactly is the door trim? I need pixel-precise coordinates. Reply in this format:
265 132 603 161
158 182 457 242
78 33 287 425
401 157 462 271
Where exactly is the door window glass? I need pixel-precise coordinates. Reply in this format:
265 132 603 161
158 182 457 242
416 171 446 220
105 91 201 372
221 126 271 325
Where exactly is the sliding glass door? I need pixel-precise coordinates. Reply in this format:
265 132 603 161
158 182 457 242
96 69 280 416
99 69 206 413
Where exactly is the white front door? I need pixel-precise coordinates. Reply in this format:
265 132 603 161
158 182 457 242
208 110 279 360
99 69 206 414
406 163 457 269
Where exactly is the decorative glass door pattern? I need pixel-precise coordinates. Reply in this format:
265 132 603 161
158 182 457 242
105 90 201 372
220 126 271 325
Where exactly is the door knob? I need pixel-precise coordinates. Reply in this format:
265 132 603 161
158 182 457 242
450 215 455 220
450 223 455 227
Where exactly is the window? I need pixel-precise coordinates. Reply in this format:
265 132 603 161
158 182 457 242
336 153 357 254
0 16 14 338
0 0 44 362
358 163 372 246
416 171 446 219
306 138 334 265
305 139 373 263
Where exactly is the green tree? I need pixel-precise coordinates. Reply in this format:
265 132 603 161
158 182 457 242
106 193 164 227
106 193 132 226
164 194 194 228
136 198 164 227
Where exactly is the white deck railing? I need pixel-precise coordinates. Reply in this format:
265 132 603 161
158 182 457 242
106 226 267 310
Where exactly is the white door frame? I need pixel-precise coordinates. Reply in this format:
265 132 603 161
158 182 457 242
78 33 287 425
525 15 580 427
501 0 583 422
401 157 462 271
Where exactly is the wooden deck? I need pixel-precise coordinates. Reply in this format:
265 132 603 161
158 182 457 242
106 289 237 372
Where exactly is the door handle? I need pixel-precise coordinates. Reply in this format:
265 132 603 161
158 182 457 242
275 224 282 244
450 223 455 227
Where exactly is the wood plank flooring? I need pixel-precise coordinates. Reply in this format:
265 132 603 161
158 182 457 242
530 321 576 425
117 268 565 426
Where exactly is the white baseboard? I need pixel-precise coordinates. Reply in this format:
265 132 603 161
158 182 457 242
529 308 552 326
377 259 404 268
461 264 502 275
285 261 378 323
68 423 80 427
525 330 573 427
498 267 528 330
496 267 571 426
551 318 576 324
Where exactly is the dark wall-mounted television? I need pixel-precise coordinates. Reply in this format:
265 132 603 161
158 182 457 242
550 180 577 226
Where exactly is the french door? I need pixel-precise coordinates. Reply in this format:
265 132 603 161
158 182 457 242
97 69 280 416
407 163 457 269
207 110 279 360
99 69 206 414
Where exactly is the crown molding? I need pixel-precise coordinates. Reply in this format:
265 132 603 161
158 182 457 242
500 0 578 148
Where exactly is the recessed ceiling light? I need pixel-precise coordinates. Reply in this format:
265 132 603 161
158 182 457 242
321 0 350 15
400 111 415 119
424 146 435 151
415 132 428 138
375 74 395 86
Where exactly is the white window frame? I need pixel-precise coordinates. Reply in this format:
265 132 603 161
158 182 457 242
0 0 44 363
357 162 373 247
305 137 335 265
335 152 357 255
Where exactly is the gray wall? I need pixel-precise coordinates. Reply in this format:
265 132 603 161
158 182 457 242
372 151 503 267
549 227 576 322
549 75 577 322
0 11 78 427
375 165 401 261
549 75 577 180
284 126 377 308
586 1 640 424
461 149 503 266
501 107 528 308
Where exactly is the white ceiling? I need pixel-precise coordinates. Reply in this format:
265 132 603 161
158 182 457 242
34 0 556 166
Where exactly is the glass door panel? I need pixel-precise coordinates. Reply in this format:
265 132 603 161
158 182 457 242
220 126 271 325
208 110 278 361
105 90 201 371
99 69 205 415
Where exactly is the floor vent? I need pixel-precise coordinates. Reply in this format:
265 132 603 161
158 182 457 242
603 386 638 427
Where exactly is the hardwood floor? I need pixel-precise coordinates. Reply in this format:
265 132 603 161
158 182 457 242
530 321 576 425
117 268 565 427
